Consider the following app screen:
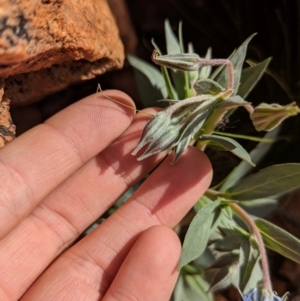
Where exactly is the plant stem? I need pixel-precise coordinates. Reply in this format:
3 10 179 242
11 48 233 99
196 107 226 150
205 188 222 200
229 203 273 293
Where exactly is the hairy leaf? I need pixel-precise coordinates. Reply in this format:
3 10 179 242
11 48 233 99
200 134 254 166
180 200 221 268
256 218 300 263
127 55 167 107
193 79 224 95
228 163 300 200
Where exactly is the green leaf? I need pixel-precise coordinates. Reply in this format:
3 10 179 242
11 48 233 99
165 19 181 54
194 195 214 212
215 95 253 114
173 274 188 301
239 239 262 293
127 54 167 107
200 134 255 166
210 50 234 82
228 163 300 200
199 47 212 79
151 40 178 100
171 70 186 99
193 248 216 270
255 218 300 263
184 274 213 301
238 57 272 98
164 19 186 99
193 79 224 95
214 233 244 251
180 200 221 268
208 253 240 269
239 199 278 218
208 262 239 292
219 127 280 192
216 33 257 95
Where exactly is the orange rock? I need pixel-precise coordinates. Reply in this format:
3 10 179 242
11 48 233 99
0 84 16 147
0 0 124 105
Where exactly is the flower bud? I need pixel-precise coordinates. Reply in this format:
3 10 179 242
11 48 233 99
132 110 171 156
250 102 300 131
152 50 203 71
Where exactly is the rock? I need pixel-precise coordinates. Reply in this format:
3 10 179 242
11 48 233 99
0 0 124 105
0 83 16 147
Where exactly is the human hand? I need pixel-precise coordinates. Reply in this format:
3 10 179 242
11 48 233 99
0 90 212 301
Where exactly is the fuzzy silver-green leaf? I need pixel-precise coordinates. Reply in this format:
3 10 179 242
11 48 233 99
256 218 300 263
180 200 221 268
228 163 300 200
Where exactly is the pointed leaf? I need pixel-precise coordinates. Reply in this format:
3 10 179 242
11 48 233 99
172 135 190 164
199 47 213 79
136 125 180 161
216 95 253 114
214 234 244 251
151 40 178 100
216 34 257 95
219 127 280 192
255 218 300 263
200 134 254 166
209 263 239 292
132 110 171 155
127 55 167 107
180 200 221 268
228 163 300 200
165 19 181 54
238 57 272 98
208 253 240 269
185 274 213 301
239 240 262 293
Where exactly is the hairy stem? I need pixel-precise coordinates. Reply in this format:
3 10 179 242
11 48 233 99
199 58 234 92
230 203 273 292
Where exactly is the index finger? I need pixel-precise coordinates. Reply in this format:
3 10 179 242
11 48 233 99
0 90 136 239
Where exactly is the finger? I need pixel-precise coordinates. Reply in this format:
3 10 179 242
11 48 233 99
0 90 135 238
22 147 212 300
0 108 165 300
102 226 180 301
